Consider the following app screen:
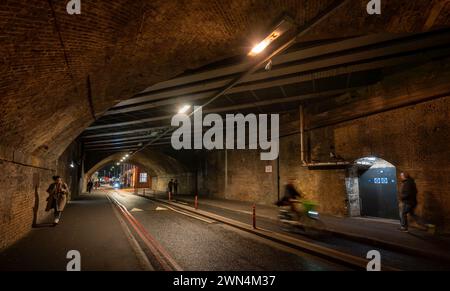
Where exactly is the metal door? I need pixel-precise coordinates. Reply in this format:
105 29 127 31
359 167 399 219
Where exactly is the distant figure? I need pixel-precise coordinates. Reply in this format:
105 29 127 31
399 172 429 232
45 176 69 225
87 180 94 194
173 179 179 195
168 179 174 194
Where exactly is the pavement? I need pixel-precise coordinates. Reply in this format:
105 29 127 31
0 193 143 271
144 192 450 264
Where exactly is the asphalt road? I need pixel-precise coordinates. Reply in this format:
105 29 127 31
109 190 349 271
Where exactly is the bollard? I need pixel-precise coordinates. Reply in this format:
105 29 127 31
143 188 146 196
195 195 198 210
252 204 256 229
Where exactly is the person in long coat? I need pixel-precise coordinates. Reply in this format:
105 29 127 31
45 176 69 225
398 172 431 232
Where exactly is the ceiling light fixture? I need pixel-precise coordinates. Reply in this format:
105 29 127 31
249 33 279 56
248 18 294 57
178 105 191 114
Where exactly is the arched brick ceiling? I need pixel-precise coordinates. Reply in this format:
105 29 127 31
1 0 448 159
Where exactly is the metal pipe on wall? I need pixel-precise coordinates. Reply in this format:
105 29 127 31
224 149 228 197
299 105 307 165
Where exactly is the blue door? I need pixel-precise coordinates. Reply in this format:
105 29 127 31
359 167 399 219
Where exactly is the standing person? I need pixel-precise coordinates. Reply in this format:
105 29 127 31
45 176 69 225
173 179 179 196
87 180 94 194
168 179 174 195
399 172 429 232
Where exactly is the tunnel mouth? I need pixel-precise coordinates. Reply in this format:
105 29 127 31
87 162 153 191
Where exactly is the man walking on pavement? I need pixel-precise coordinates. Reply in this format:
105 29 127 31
45 176 69 225
399 172 431 232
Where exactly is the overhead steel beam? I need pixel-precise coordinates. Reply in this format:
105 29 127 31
87 115 171 130
84 139 151 148
84 85 362 133
123 9 403 107
90 45 449 131
85 144 142 150
104 91 213 116
84 137 172 147
135 0 351 154
83 134 160 144
85 145 140 151
81 126 167 139
83 135 170 145
82 45 449 143
104 32 450 116
243 32 450 83
85 148 140 153
113 31 445 109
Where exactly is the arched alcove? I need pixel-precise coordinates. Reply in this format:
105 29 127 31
346 157 399 220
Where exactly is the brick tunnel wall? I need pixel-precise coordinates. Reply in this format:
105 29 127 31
0 141 82 250
278 95 450 222
199 59 450 233
1 0 450 249
197 150 277 204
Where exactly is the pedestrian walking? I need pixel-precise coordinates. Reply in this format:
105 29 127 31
45 176 69 225
399 172 431 232
87 180 94 194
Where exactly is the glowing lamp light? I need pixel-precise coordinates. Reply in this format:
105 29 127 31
248 32 280 56
247 17 294 57
178 105 191 114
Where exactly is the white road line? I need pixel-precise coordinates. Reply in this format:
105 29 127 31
164 205 216 224
114 190 215 224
